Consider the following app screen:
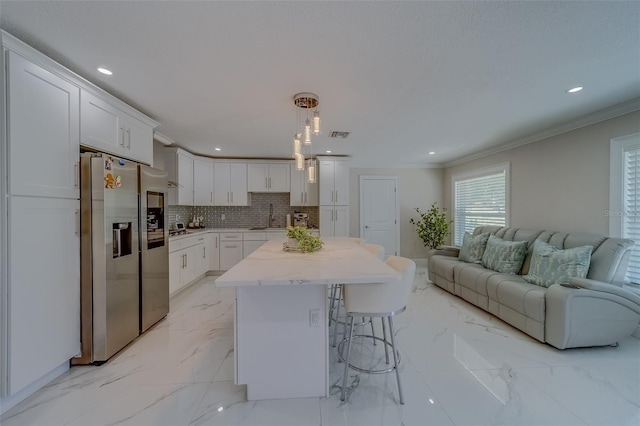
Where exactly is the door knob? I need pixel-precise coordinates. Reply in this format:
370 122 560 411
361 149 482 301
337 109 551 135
365 225 370 228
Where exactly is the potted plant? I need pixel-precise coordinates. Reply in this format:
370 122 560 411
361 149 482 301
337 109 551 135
286 226 324 253
409 202 452 249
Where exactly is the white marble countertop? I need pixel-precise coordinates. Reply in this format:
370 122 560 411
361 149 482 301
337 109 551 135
215 237 401 287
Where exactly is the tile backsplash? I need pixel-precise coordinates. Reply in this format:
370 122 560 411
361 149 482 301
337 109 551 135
167 193 318 229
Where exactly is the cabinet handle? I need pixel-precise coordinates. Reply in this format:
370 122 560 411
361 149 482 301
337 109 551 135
211 192 213 203
269 177 272 189
301 192 304 204
75 210 80 236
226 245 238 248
231 192 234 203
304 192 307 204
335 190 338 203
216 236 218 248
265 177 268 189
126 129 131 149
182 254 186 268
185 253 188 268
227 192 230 203
74 163 79 188
203 247 206 258
331 190 334 203
120 127 125 148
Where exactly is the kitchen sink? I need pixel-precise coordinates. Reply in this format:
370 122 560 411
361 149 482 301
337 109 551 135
249 227 267 230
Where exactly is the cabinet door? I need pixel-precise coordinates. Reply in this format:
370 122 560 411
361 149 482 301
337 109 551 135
213 163 231 205
319 205 335 237
220 241 243 270
268 163 291 192
121 112 153 165
247 163 269 192
290 168 305 206
333 161 350 205
229 163 248 206
80 89 122 155
7 51 79 199
333 206 350 237
8 196 80 394
306 179 319 206
209 233 220 270
319 160 335 205
177 153 194 205
169 250 184 294
193 158 214 206
196 237 208 275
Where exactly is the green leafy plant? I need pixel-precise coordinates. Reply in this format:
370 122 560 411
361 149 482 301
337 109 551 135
286 226 324 253
409 202 452 249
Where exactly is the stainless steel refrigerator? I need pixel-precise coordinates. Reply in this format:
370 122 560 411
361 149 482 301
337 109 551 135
74 153 168 365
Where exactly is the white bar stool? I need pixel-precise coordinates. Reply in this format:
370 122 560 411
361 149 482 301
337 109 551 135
339 256 416 404
328 238 366 328
332 244 385 348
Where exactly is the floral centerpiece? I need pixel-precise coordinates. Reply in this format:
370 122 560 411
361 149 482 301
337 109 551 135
285 226 323 253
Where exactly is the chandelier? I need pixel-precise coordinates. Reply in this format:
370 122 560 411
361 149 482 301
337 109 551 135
292 92 320 183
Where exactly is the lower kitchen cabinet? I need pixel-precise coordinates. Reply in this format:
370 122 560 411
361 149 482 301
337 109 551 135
319 205 349 237
168 236 206 295
220 240 243 270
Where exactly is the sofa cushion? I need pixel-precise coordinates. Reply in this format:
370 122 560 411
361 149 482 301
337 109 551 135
481 235 528 274
523 240 593 287
429 254 461 282
458 232 490 263
488 276 547 322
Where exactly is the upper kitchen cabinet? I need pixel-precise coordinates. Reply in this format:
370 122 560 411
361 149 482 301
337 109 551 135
80 89 155 165
193 157 214 206
247 162 290 192
290 165 318 207
319 158 350 205
214 162 248 206
164 148 194 205
5 50 79 199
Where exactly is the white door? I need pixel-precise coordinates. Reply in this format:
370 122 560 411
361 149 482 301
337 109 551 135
8 196 80 394
360 176 399 256
8 51 80 199
193 158 214 206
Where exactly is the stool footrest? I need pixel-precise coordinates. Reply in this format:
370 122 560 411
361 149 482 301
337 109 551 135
337 334 400 374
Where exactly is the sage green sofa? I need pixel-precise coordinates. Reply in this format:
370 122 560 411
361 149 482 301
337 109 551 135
427 226 640 349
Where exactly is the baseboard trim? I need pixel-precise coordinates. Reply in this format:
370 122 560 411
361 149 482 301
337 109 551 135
0 361 69 416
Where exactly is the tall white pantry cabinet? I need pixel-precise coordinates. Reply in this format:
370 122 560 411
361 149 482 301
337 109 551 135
0 31 157 410
2 41 81 398
318 158 350 237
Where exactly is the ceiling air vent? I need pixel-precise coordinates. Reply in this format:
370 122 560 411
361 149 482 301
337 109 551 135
329 131 350 139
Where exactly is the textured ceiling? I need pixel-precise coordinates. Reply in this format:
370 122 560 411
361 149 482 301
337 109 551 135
1 1 639 167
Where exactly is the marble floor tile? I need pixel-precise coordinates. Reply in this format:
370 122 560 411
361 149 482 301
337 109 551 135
2 264 639 426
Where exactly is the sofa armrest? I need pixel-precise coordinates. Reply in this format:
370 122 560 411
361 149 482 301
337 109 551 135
427 246 460 259
545 280 640 349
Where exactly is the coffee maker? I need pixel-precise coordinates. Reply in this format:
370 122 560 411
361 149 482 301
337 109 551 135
293 212 308 227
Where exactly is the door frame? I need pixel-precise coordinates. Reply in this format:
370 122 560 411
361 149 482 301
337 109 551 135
359 175 400 256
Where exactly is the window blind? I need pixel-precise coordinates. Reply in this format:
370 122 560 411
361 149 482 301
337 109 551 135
623 146 640 284
453 170 506 246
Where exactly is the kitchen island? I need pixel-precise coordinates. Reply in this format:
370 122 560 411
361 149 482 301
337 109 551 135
215 237 401 400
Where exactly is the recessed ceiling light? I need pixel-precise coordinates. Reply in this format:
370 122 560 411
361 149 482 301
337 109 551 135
214 148 221 151
429 151 436 155
567 86 583 93
97 67 113 76
326 150 332 153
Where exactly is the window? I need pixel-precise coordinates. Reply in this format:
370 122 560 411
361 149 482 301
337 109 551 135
452 163 510 246
610 133 640 286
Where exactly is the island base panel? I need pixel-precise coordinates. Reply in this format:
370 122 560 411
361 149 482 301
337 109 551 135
236 285 329 400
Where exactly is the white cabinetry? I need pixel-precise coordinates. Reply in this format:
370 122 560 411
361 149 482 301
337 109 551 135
214 163 248 206
319 158 350 237
290 166 318 206
7 197 80 394
220 232 244 269
165 148 194 206
168 234 207 294
80 89 154 165
6 51 79 199
319 205 349 237
319 159 350 205
209 233 220 270
243 232 267 257
247 163 290 192
193 157 214 206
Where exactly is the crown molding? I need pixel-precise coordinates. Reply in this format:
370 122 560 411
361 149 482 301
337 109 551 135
444 97 640 168
153 132 174 145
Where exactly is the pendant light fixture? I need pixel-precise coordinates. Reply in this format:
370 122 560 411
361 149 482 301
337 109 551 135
293 92 320 182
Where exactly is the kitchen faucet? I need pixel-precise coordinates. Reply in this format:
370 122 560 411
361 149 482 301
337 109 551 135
268 203 275 227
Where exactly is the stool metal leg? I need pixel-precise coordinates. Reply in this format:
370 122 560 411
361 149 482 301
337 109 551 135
382 317 389 364
370 317 376 346
332 285 342 347
328 285 337 327
340 315 356 402
387 316 404 404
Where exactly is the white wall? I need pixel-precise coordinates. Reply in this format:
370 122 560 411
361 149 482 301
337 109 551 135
152 140 166 170
443 111 640 234
349 168 444 259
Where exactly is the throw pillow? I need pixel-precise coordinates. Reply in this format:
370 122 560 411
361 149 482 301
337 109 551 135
481 235 528 274
458 232 490 263
523 240 593 287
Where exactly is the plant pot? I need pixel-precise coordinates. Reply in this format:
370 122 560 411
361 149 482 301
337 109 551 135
287 237 299 248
